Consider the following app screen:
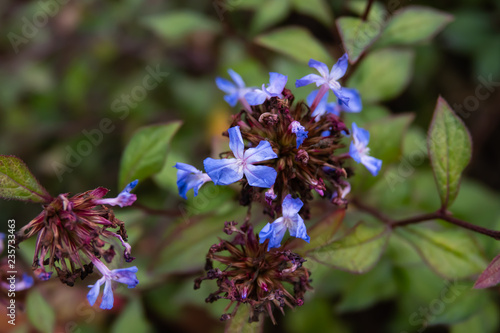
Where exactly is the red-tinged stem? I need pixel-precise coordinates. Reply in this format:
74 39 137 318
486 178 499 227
361 0 375 21
310 84 329 113
239 97 253 114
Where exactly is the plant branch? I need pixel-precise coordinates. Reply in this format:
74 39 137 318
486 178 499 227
361 0 375 21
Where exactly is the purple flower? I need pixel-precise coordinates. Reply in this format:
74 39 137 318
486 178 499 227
174 163 212 199
216 69 252 107
204 126 278 188
307 88 362 119
296 55 349 105
289 121 308 149
94 180 138 207
87 258 139 310
349 123 382 176
259 194 310 250
245 73 288 105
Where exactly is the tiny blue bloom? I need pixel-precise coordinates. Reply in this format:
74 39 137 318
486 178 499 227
296 54 349 105
307 88 362 120
245 72 288 105
259 194 310 250
215 69 252 107
87 258 139 310
95 180 138 207
349 123 382 176
1 273 35 291
174 163 212 199
204 126 278 188
290 121 308 149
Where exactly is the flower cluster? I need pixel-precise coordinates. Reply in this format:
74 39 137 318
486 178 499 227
177 54 382 322
15 181 140 309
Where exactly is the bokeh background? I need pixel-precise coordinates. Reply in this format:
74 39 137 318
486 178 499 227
1 0 500 332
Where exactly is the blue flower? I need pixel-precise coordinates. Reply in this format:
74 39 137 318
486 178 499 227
94 180 138 207
259 194 310 250
204 126 278 188
216 69 252 107
296 55 349 105
349 123 382 176
290 121 308 149
245 73 288 105
307 88 362 119
1 273 34 291
174 163 212 199
87 258 139 310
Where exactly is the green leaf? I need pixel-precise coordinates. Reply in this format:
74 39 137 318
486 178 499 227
119 121 182 189
427 96 472 208
26 290 55 333
310 222 390 273
290 0 333 27
288 209 345 253
250 0 290 34
225 305 264 333
374 6 453 48
111 298 153 333
141 11 220 41
0 155 51 203
451 297 500 333
346 48 414 102
336 16 383 63
254 26 331 64
350 113 414 193
397 226 487 279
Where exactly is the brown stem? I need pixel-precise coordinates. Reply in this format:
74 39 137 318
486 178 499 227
361 0 375 21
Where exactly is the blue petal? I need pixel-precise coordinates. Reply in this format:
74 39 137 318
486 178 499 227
288 214 310 243
259 218 287 250
332 88 350 107
228 126 245 159
87 278 104 307
174 162 201 174
228 69 245 88
308 59 329 78
100 279 114 310
290 122 308 149
215 77 236 94
174 163 202 199
338 88 362 113
362 155 383 176
295 74 324 87
111 267 139 288
224 93 239 107
16 273 34 291
258 223 274 243
352 123 370 147
329 53 349 80
349 141 362 164
244 140 277 164
245 89 268 105
267 72 288 95
203 158 243 185
122 179 138 193
244 164 277 188
282 194 303 216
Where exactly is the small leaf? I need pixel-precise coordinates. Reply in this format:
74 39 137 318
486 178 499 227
0 155 51 203
374 6 453 48
336 16 383 63
254 26 331 64
141 11 220 41
250 0 290 34
474 253 500 289
119 121 182 189
287 209 345 253
290 0 333 27
225 304 264 333
310 222 390 273
397 226 487 279
26 289 56 333
428 96 472 208
346 48 414 102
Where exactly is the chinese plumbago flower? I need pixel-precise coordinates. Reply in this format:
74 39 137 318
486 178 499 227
307 88 362 120
195 222 311 324
296 54 349 110
203 126 278 188
259 195 310 250
216 69 253 110
349 123 382 176
87 257 138 310
16 181 138 287
1 273 34 291
174 163 212 199
245 72 288 105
